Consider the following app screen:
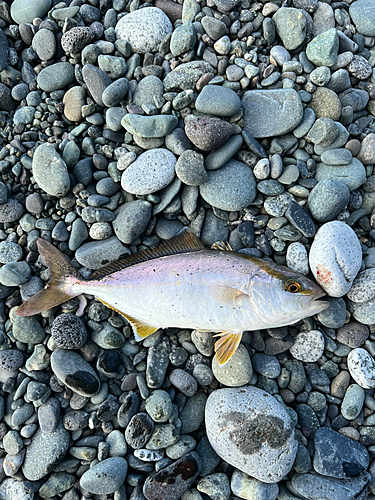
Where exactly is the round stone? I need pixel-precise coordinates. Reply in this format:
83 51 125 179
0 200 23 223
12 315 45 344
289 330 324 362
125 413 154 449
32 143 70 197
231 470 279 500
357 133 375 166
341 384 365 420
121 149 176 195
102 78 129 107
347 348 375 389
309 87 342 121
115 7 173 54
347 55 373 80
205 386 297 483
80 457 128 494
337 323 369 348
272 7 310 51
349 0 375 36
63 86 86 122
200 159 256 211
11 0 52 24
309 221 362 297
175 150 207 186
113 200 152 244
145 390 173 423
51 313 88 349
32 28 56 61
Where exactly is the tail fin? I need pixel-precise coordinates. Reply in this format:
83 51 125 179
16 239 81 316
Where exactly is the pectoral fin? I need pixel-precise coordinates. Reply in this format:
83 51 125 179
209 285 248 307
97 299 158 340
214 332 243 366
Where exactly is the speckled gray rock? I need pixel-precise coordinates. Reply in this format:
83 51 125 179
113 200 152 244
122 114 178 138
347 269 375 304
170 21 197 57
37 62 75 92
286 242 309 275
195 85 241 117
75 237 129 269
242 89 303 138
133 75 164 107
347 348 375 389
13 315 45 344
121 149 176 195
51 314 88 349
289 330 325 362
80 457 128 494
357 133 375 166
125 413 154 449
32 143 70 197
22 423 70 480
200 159 256 211
115 7 172 54
291 472 370 500
11 0 52 24
205 386 298 483
145 390 173 423
212 344 252 387
309 221 362 297
0 200 23 223
163 60 214 91
51 349 100 397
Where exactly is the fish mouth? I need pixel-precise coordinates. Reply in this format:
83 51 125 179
307 291 330 313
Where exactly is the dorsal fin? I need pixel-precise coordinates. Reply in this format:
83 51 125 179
91 227 204 280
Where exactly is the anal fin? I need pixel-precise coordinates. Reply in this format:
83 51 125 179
214 332 243 366
97 299 158 340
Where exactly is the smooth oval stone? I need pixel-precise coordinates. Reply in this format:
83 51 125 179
289 330 325 362
51 349 100 396
205 386 297 483
231 470 279 500
348 348 375 389
200 159 256 211
341 384 365 420
11 0 52 24
309 221 362 297
212 344 252 387
195 85 241 117
80 457 128 494
32 143 70 197
315 158 366 192
22 424 70 481
308 179 350 223
122 114 178 138
37 62 75 92
242 89 303 138
349 0 375 36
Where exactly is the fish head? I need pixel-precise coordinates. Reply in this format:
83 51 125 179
248 258 329 327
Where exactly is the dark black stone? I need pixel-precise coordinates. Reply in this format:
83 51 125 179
98 350 121 374
285 201 316 238
254 234 272 255
241 130 267 158
0 29 8 71
65 371 100 395
125 413 154 449
238 221 255 247
118 392 141 428
295 404 320 438
73 158 93 186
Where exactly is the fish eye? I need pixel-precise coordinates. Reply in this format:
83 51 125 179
285 280 301 293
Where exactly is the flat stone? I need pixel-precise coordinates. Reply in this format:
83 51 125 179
32 143 70 197
22 424 70 481
205 386 297 483
195 85 241 117
341 384 365 420
309 221 362 297
292 472 370 500
122 114 178 138
242 89 303 138
11 0 51 24
63 86 86 122
80 457 128 494
32 28 56 61
115 7 172 54
37 62 75 92
163 61 214 91
315 158 366 191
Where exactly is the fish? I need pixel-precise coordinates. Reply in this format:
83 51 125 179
16 228 329 365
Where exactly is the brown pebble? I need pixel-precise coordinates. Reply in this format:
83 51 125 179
279 388 295 404
154 0 183 23
336 322 369 348
330 370 350 399
309 87 342 121
345 138 361 157
196 73 215 91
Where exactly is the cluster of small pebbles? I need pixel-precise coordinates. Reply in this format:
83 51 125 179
0 0 375 498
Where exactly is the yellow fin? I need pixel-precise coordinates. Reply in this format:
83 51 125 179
97 299 158 340
91 227 204 280
209 285 248 307
214 332 243 366
211 241 235 251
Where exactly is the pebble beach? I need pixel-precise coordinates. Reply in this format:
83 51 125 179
0 0 375 499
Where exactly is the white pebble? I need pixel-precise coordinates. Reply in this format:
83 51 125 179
289 330 325 362
347 348 375 389
286 242 309 275
309 221 362 297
